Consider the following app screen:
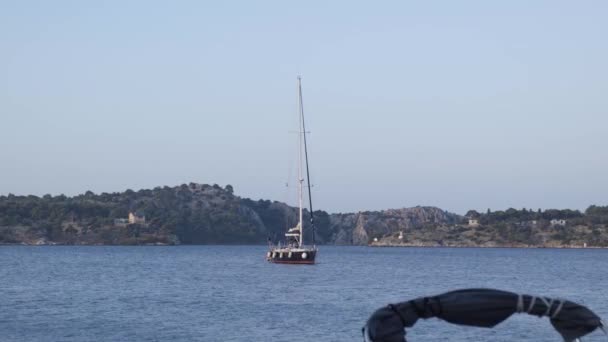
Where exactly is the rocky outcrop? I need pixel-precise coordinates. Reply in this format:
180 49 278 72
352 214 369 245
328 213 358 245
326 207 462 246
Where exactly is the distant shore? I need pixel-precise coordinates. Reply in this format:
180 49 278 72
2 242 607 249
3 183 608 248
368 242 606 249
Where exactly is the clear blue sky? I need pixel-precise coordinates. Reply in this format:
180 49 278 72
1 1 607 214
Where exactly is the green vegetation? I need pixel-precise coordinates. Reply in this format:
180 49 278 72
0 183 331 245
466 208 583 225
1 184 608 247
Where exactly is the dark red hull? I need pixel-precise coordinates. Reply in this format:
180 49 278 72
267 249 317 265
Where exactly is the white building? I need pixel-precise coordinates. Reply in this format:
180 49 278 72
550 219 566 227
468 219 480 227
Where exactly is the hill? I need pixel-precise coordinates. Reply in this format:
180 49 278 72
1 183 607 247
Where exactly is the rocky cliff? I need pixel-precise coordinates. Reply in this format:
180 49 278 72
329 207 461 245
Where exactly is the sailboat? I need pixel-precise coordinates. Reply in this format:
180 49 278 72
266 76 318 265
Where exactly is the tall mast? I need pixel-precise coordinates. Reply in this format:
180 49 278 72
297 76 304 247
298 76 316 246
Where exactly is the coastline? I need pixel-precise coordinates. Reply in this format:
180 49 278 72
368 242 606 249
2 242 606 249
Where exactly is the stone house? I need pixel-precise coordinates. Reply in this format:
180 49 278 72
128 211 146 225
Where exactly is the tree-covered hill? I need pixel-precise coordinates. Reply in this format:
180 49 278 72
1 183 608 247
0 183 318 245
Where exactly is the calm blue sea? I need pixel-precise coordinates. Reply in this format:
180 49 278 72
1 246 607 342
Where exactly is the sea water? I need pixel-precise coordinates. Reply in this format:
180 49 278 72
1 246 607 341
